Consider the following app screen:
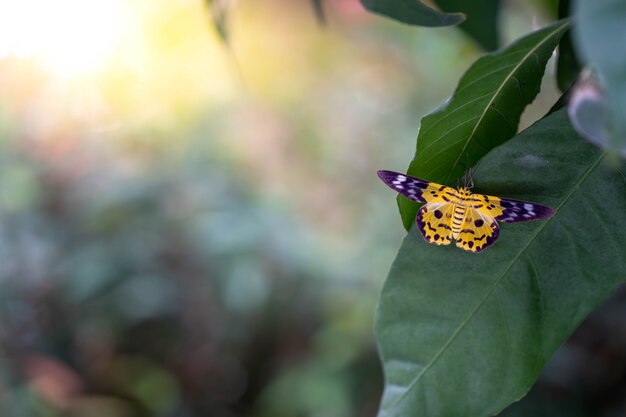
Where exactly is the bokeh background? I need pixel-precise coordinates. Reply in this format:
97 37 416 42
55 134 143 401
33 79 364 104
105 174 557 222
0 1 624 416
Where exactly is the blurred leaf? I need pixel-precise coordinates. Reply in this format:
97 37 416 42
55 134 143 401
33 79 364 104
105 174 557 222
573 0 626 151
567 70 626 157
205 0 230 44
310 0 326 26
131 365 179 414
397 21 569 230
259 362 352 417
360 0 465 27
556 0 581 91
531 0 559 18
433 0 501 50
376 109 626 417
0 162 41 213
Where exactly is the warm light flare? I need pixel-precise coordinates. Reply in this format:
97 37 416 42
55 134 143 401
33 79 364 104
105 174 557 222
0 0 122 75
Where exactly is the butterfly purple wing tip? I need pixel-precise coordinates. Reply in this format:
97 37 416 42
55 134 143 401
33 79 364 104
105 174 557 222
377 169 394 179
535 204 556 220
377 170 402 186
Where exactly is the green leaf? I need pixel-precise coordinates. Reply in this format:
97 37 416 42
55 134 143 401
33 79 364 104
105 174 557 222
433 0 501 50
376 109 626 417
360 0 465 27
556 0 581 92
397 21 569 230
573 0 626 150
556 32 580 92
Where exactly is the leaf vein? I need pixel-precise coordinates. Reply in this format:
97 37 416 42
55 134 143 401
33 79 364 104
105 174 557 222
578 190 622 254
526 255 546 320
490 105 516 131
419 94 493 140
457 63 518 94
417 118 480 163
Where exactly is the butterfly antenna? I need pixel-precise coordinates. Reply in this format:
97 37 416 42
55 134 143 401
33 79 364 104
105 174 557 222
467 159 482 189
461 153 471 188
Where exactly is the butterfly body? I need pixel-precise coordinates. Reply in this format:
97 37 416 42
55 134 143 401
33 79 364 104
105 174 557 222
378 170 554 253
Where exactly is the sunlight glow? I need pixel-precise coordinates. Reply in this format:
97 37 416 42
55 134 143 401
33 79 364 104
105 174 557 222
0 0 122 75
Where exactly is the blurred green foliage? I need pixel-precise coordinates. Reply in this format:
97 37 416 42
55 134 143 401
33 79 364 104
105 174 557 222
0 133 384 416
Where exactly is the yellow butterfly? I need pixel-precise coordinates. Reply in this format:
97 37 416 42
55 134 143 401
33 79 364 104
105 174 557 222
378 170 555 253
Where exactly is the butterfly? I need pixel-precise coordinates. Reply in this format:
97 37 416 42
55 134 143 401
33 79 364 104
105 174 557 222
378 170 555 253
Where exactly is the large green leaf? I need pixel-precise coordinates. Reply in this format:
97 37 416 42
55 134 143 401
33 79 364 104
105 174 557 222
360 0 465 27
573 0 626 150
398 21 569 230
433 0 501 50
376 109 626 417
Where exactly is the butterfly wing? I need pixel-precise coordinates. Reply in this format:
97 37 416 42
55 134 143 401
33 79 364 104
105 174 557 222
471 193 555 223
377 170 458 204
415 203 454 246
455 207 500 253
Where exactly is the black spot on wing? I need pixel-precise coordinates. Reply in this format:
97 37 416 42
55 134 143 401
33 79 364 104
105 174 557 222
473 222 500 252
416 205 452 246
474 219 484 227
434 209 443 219
415 209 429 241
415 206 435 243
